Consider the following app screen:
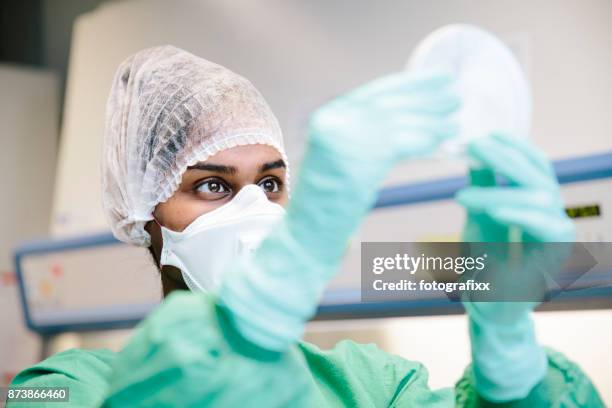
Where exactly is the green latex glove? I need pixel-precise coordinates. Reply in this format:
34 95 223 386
220 72 459 351
460 134 574 243
456 133 575 402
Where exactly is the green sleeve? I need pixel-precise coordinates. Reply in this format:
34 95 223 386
455 347 605 407
299 340 455 407
102 291 320 407
8 348 116 407
300 340 604 408
8 292 321 407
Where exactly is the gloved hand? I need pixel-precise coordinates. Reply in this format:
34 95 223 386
455 133 575 402
219 72 459 351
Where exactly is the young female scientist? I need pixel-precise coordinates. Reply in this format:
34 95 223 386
10 46 603 407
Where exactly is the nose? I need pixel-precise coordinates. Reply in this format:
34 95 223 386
232 184 270 205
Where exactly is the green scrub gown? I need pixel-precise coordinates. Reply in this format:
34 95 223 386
9 292 604 407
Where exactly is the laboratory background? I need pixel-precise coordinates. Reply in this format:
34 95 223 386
1 0 612 403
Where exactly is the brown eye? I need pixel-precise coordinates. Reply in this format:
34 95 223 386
195 179 230 196
258 177 281 193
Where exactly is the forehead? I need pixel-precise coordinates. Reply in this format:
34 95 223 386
204 144 283 164
183 144 287 179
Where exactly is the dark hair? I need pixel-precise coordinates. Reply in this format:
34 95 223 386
147 245 161 270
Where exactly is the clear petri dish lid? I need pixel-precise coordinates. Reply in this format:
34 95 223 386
407 24 532 159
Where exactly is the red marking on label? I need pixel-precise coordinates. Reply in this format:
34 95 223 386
51 263 63 278
1 271 16 286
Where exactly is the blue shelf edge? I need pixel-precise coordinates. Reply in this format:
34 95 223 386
374 151 612 208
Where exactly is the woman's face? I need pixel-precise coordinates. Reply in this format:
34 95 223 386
146 144 288 294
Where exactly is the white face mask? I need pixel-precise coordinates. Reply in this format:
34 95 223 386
159 184 286 292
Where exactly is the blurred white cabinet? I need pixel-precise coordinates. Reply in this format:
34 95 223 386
0 65 59 384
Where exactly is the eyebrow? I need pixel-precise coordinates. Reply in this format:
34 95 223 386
187 163 237 175
260 159 286 172
187 159 286 175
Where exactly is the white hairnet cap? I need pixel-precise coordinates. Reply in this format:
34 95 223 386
102 45 288 247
